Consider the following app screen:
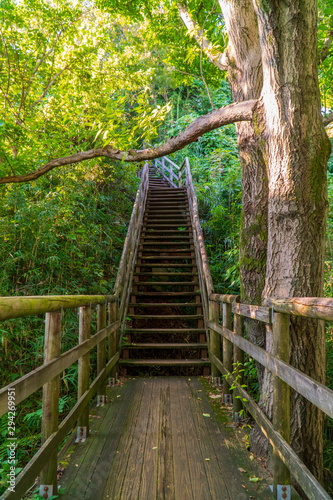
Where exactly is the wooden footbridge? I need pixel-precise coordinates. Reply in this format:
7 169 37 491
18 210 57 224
0 157 333 500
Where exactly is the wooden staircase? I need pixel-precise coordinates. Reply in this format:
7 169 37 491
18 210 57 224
120 166 210 375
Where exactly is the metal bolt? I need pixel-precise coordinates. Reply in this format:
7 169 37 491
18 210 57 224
44 487 49 491
43 495 48 499
282 494 287 499
282 487 287 492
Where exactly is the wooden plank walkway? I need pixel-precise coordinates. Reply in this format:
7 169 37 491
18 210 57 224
59 377 272 500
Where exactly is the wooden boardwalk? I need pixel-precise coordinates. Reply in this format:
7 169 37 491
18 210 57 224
59 377 272 500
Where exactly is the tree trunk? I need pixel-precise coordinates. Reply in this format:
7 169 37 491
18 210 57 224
219 0 270 453
253 0 331 486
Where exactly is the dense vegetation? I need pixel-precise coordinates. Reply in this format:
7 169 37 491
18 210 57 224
0 0 333 496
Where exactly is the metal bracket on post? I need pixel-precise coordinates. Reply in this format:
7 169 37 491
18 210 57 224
75 426 87 443
96 395 105 407
269 485 291 500
224 394 232 404
39 485 53 499
234 411 244 423
213 377 221 387
108 377 116 387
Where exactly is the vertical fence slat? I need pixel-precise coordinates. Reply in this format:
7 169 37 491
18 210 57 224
97 303 107 403
40 311 62 495
222 302 233 402
108 300 118 379
77 305 91 436
209 299 220 377
233 311 244 421
273 311 291 495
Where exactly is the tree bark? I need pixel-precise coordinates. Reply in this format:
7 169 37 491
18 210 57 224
253 0 331 486
219 0 269 453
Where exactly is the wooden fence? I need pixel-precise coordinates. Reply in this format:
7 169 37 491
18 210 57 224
0 294 120 499
208 294 333 500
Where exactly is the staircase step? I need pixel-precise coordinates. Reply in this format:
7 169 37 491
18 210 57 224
139 255 196 266
136 281 198 286
133 292 200 297
142 236 192 240
128 314 203 319
134 272 197 276
125 343 207 349
141 250 193 254
141 242 191 246
125 328 205 333
143 230 192 234
137 263 193 268
131 302 202 307
119 359 210 366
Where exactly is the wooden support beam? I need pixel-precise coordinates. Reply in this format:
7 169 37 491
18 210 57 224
40 312 62 495
273 312 291 495
78 305 91 435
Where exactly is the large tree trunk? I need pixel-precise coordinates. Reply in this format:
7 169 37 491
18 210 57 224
253 0 331 486
219 0 270 455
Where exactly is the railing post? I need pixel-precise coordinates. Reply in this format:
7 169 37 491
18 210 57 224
40 311 62 498
272 311 291 498
108 300 119 382
222 301 233 404
209 298 220 378
96 303 107 406
233 310 244 421
76 305 91 442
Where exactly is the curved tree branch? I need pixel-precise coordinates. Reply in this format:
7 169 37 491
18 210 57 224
178 2 228 72
0 99 258 185
323 112 333 127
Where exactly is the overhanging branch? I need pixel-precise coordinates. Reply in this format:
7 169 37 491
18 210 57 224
0 99 257 185
323 112 333 127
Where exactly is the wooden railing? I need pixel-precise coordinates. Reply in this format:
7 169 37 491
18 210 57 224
113 162 149 342
0 294 120 499
151 155 182 188
208 294 333 500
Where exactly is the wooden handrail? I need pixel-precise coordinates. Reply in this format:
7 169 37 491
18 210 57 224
0 294 116 320
0 294 120 498
113 162 149 340
208 293 333 500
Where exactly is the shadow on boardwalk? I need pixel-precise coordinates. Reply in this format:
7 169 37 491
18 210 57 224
59 377 273 500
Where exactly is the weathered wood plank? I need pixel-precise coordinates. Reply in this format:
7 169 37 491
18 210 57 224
267 297 333 321
208 320 333 418
176 379 211 500
210 355 331 500
210 294 239 304
157 380 175 500
232 302 271 324
170 379 194 500
0 294 116 321
138 379 160 500
0 321 120 416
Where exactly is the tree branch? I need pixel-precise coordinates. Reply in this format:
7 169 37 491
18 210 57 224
178 2 228 72
323 112 333 127
0 99 257 185
319 31 333 63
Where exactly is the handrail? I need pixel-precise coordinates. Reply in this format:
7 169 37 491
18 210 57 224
182 157 214 329
0 294 120 499
113 162 149 338
208 293 333 500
